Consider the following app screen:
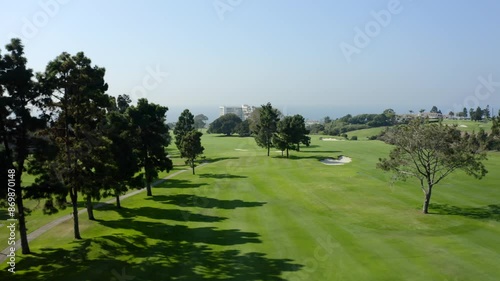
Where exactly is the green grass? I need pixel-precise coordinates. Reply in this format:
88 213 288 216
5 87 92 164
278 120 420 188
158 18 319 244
344 127 386 140
1 134 499 280
442 119 492 133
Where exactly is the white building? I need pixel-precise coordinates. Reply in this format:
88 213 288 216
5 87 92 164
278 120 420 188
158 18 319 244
219 105 256 121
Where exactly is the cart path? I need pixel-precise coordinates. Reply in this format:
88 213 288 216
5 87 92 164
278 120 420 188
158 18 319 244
0 168 192 263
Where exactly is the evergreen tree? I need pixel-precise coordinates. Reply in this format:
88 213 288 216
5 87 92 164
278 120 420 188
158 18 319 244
129 99 173 196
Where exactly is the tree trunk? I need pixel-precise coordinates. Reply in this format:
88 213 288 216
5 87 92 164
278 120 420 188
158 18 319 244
115 192 121 208
70 189 82 239
267 144 270 156
192 160 196 175
15 173 30 254
286 148 289 158
297 143 300 151
422 185 433 214
86 196 95 220
146 175 152 196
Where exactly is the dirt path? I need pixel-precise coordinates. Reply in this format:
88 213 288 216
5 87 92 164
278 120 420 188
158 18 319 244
0 168 190 263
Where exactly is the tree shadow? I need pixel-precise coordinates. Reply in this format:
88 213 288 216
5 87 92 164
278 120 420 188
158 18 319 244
430 203 500 221
97 218 262 246
203 156 239 163
0 210 9 221
198 173 248 179
299 150 343 154
275 154 339 161
99 206 227 223
6 234 302 280
150 194 267 210
154 179 208 189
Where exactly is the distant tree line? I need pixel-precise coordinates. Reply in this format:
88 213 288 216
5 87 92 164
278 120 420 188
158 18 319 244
308 109 397 136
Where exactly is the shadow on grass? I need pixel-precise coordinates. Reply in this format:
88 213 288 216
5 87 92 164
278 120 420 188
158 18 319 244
273 154 342 161
150 194 267 209
203 156 239 163
6 234 302 281
100 206 227 223
430 203 500 221
0 210 9 221
299 150 343 154
99 219 262 246
198 173 248 179
154 179 208 189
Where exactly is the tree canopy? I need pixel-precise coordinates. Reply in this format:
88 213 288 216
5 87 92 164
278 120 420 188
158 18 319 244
179 130 205 174
208 113 242 136
129 98 173 196
174 109 195 150
194 114 209 129
273 114 310 157
254 103 280 156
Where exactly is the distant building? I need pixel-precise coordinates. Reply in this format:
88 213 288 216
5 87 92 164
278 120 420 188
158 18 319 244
305 120 320 126
219 105 256 121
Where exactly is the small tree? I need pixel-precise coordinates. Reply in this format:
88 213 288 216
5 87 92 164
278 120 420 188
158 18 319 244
179 130 204 174
236 119 251 137
174 109 195 150
255 103 280 156
487 116 500 150
290 114 310 151
377 119 487 214
194 114 208 129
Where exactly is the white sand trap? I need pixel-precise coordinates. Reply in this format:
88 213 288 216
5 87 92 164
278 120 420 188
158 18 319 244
234 148 248 151
320 156 352 165
459 125 468 128
321 138 344 141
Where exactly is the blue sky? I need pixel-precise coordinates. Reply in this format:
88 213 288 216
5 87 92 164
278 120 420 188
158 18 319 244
1 0 500 120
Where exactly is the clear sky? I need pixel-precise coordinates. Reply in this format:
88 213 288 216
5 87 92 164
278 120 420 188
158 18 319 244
1 0 500 120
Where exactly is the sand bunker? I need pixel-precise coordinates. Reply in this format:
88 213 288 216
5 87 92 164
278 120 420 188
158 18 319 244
320 156 352 165
321 138 344 141
234 148 248 151
459 125 468 128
